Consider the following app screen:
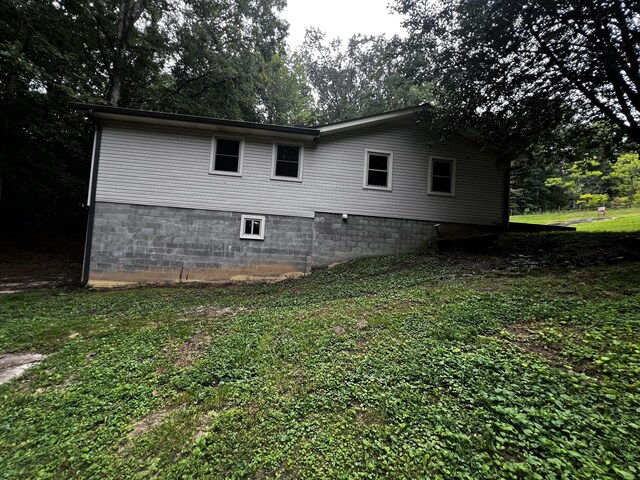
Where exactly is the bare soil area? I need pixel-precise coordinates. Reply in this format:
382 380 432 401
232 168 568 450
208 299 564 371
0 230 83 293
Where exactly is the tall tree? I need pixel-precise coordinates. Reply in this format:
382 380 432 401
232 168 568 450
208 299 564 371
0 0 100 226
0 0 299 229
299 28 432 124
87 0 170 107
259 52 317 126
608 152 640 204
146 0 290 121
395 0 640 152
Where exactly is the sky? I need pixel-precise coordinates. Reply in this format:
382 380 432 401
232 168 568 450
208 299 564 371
282 0 407 49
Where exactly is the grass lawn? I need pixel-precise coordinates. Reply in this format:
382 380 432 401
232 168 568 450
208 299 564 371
511 206 640 232
1 233 639 479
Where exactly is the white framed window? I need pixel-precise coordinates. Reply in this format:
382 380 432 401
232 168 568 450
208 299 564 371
210 136 244 176
363 149 393 191
428 156 456 196
271 143 303 181
240 214 265 240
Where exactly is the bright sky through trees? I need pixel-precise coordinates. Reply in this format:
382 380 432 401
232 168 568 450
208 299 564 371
283 0 406 47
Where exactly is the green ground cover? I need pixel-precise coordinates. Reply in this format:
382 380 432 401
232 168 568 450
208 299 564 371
1 233 639 479
511 206 640 232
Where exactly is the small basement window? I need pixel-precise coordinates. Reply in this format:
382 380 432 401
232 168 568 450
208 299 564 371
240 214 265 240
272 144 303 181
429 157 456 195
364 149 393 190
210 137 244 175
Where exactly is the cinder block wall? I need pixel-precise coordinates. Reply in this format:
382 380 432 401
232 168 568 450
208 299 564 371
89 202 499 283
311 212 438 266
90 202 314 283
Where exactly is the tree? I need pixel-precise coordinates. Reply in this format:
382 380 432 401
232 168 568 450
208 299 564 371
259 53 317 126
142 0 293 122
0 0 300 229
0 0 100 227
608 152 640 204
299 28 432 124
395 0 640 152
88 0 163 106
545 158 607 209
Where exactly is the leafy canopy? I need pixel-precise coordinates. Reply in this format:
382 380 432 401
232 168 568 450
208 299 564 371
396 0 640 151
299 28 432 124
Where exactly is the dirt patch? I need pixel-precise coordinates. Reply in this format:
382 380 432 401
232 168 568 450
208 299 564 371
180 306 246 318
439 274 458 282
128 404 185 440
475 281 505 292
0 353 46 385
506 324 568 367
0 231 83 293
356 319 368 329
174 332 212 368
333 326 346 335
351 400 383 427
245 404 259 416
393 261 414 270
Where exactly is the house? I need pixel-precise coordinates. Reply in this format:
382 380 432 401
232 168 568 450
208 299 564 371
71 103 509 285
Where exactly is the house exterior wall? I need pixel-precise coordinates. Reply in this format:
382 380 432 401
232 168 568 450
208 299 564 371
89 202 314 283
88 202 497 284
94 117 505 226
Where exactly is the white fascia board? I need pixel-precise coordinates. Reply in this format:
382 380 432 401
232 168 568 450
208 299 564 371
318 108 419 135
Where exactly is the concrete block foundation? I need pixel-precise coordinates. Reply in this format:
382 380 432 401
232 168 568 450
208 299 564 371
88 202 499 284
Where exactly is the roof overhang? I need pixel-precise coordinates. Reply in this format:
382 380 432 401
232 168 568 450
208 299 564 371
70 103 321 141
317 106 424 135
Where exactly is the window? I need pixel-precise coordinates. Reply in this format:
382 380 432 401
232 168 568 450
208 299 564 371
240 214 265 240
272 143 303 181
429 157 456 195
363 149 393 190
210 137 244 175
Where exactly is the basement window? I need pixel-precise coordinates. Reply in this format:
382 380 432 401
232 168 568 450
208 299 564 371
240 214 265 240
210 137 244 176
429 157 456 195
363 149 393 190
272 143 303 181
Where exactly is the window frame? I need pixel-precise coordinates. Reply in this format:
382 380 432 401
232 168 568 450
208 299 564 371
209 135 245 177
363 148 393 191
240 214 266 240
271 142 304 182
428 156 456 196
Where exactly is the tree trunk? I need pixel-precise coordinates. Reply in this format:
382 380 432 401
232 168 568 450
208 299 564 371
102 0 148 107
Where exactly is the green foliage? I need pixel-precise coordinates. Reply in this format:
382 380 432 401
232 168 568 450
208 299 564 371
0 0 305 228
0 0 101 227
257 53 318 126
1 234 640 478
510 119 636 214
144 0 296 122
543 158 607 209
395 0 640 150
299 29 432 124
608 153 640 205
577 193 608 208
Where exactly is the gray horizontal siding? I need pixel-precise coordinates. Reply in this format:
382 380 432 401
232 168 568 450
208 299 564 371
95 118 505 226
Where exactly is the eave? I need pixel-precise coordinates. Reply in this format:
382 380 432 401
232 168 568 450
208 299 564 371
70 103 321 141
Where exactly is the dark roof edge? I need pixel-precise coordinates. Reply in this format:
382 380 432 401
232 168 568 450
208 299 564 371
69 103 321 136
315 103 432 128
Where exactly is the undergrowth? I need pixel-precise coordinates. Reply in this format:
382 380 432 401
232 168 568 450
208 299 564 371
1 233 639 479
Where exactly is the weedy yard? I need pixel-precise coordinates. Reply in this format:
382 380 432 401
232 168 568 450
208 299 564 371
511 206 640 232
1 232 639 479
